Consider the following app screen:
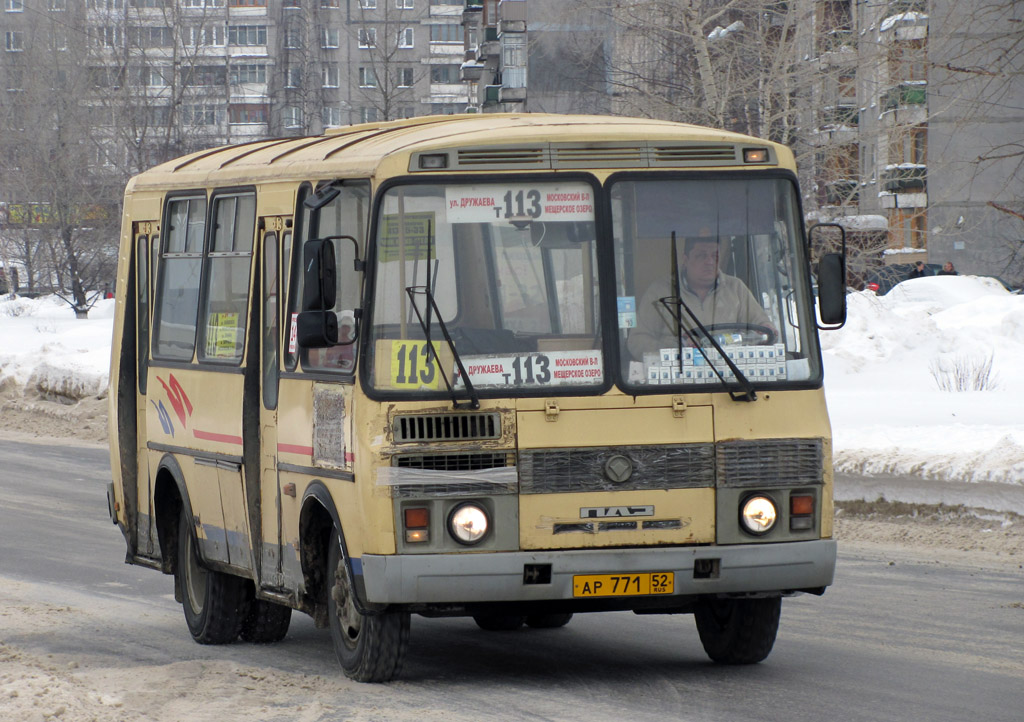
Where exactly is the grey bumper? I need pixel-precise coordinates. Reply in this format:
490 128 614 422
360 539 836 605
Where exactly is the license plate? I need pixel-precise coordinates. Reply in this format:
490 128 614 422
572 572 674 598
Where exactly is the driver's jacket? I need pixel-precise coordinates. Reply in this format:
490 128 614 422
627 273 772 358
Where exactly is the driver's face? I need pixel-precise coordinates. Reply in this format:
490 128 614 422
684 242 719 291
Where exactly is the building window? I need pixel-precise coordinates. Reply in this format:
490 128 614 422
359 67 377 87
430 65 459 84
285 66 302 88
231 63 267 84
396 0 413 8
358 0 376 7
360 107 379 123
397 66 414 87
323 64 339 87
5 31 24 52
838 74 856 98
320 0 340 7
284 28 302 48
189 25 226 47
5 1 24 12
358 27 377 47
283 106 303 128
228 25 267 46
48 0 67 10
322 106 341 126
229 0 266 6
229 103 268 124
322 27 340 48
398 27 414 48
130 0 169 7
183 104 221 125
910 125 927 165
429 24 462 43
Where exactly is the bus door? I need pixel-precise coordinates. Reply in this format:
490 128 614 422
257 217 289 589
133 222 156 556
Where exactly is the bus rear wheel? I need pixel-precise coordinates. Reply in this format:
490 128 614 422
176 512 248 644
327 527 410 682
694 596 781 665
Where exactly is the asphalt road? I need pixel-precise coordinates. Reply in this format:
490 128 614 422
1 438 1022 722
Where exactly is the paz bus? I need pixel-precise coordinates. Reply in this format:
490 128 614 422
107 114 847 682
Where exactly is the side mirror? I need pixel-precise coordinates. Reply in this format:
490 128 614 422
817 253 846 328
808 223 847 330
297 236 362 349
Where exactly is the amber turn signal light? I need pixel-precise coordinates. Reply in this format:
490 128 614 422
790 495 815 516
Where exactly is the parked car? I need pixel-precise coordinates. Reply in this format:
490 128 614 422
862 263 943 294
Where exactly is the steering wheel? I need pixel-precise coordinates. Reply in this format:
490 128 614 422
703 323 778 346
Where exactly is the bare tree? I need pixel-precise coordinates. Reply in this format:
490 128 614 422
347 1 425 122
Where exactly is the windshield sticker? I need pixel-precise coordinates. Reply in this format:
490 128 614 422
454 350 603 388
378 212 436 263
643 344 788 384
388 340 443 389
617 296 637 328
445 184 595 225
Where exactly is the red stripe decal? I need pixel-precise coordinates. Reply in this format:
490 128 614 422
344 452 355 462
193 429 244 445
278 443 314 456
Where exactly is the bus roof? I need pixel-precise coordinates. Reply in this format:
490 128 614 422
126 113 794 192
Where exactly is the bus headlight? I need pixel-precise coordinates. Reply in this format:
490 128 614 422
447 503 489 545
740 496 778 535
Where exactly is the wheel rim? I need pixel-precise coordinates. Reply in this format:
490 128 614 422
183 530 207 613
331 558 362 650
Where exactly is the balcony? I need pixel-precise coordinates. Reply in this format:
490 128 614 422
880 5 928 40
498 86 526 103
882 164 926 193
460 59 485 81
484 84 500 105
824 179 860 206
820 104 859 129
880 83 927 124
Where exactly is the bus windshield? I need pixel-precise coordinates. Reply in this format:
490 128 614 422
366 180 604 396
611 176 821 390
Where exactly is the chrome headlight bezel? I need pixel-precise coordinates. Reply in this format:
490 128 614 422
446 502 490 545
739 494 778 536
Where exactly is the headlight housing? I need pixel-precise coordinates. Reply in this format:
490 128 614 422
740 495 778 535
447 503 490 545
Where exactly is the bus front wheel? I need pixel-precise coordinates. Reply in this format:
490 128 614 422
176 512 248 644
327 528 410 682
694 596 781 665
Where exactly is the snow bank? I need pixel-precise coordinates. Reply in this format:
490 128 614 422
0 295 113 401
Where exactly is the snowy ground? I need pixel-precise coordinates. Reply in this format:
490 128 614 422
1 276 1023 502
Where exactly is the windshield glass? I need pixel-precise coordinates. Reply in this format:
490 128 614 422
367 180 604 396
611 176 821 390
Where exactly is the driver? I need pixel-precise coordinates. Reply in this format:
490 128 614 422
628 234 773 359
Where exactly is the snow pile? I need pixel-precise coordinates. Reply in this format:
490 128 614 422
822 276 1024 485
1 277 1022 487
0 295 113 401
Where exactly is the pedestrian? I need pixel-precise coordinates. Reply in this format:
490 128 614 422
908 261 928 279
938 261 957 276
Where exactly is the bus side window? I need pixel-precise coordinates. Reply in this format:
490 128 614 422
285 186 312 372
153 196 206 361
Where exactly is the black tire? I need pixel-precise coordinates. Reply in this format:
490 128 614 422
327 527 410 682
240 594 292 644
694 596 781 665
525 613 573 629
473 614 526 631
176 512 249 645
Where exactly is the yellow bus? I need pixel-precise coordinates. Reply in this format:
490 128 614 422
107 113 847 682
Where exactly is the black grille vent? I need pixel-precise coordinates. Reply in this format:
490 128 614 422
393 413 501 443
555 146 647 166
457 148 546 167
519 444 715 494
717 438 823 487
651 144 738 164
394 451 511 472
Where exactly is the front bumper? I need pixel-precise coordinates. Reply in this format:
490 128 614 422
360 539 836 605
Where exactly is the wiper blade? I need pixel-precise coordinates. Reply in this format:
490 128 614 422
405 285 480 410
661 233 757 403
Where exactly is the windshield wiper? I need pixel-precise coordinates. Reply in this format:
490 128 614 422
659 232 757 402
403 221 479 410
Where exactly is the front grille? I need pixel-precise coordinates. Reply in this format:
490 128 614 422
394 451 511 471
717 438 823 487
519 444 715 494
393 413 501 443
